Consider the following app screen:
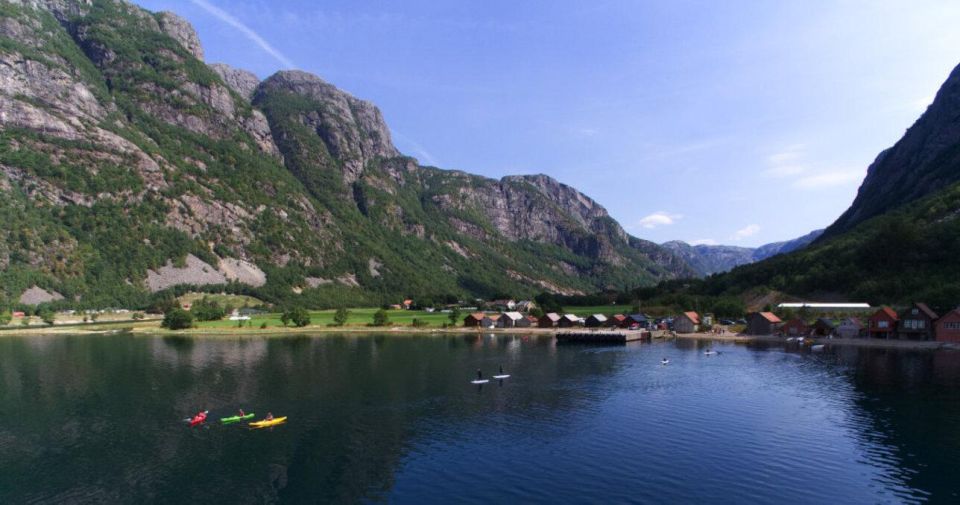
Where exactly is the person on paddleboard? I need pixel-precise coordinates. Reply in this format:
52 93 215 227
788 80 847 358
476 369 482 381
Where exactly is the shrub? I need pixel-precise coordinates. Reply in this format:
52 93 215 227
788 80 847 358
448 307 461 326
161 308 193 330
191 297 225 321
40 310 56 326
281 307 310 327
412 318 429 328
333 307 350 326
372 309 390 327
132 312 145 320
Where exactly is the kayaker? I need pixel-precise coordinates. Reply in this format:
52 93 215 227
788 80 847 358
238 408 245 417
266 412 274 421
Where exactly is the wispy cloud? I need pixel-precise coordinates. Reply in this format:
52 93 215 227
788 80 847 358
763 144 807 178
690 238 718 246
392 130 440 166
189 0 296 69
730 224 760 241
793 170 864 189
638 211 682 229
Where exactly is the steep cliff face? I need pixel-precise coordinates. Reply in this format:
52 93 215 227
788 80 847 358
827 62 960 236
0 0 692 308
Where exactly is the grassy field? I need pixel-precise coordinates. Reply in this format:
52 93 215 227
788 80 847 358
192 308 457 329
561 305 629 316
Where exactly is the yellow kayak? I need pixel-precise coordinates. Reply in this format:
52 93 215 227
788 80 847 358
249 416 287 428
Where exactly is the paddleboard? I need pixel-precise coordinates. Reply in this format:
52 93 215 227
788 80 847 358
704 351 717 356
471 380 490 384
660 360 670 365
492 375 510 379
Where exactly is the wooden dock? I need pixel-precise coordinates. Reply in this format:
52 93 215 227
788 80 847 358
555 330 650 344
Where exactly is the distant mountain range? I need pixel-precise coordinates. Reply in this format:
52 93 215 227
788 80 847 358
661 229 824 276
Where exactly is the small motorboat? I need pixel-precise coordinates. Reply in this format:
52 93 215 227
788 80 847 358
811 344 825 352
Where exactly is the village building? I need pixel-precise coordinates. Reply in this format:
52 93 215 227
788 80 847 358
935 308 960 343
610 314 627 328
897 303 938 341
515 300 537 313
463 312 486 327
868 307 899 339
497 312 526 328
745 312 782 335
780 318 810 337
490 299 516 311
558 314 581 328
673 312 699 333
484 314 500 328
402 299 413 310
585 314 608 328
836 317 865 338
812 318 838 337
525 315 539 326
539 313 561 328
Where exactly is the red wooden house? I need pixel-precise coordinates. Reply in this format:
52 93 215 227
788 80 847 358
935 309 960 343
868 307 899 339
780 318 810 337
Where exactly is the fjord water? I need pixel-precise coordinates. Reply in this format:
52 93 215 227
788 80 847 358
1 335 958 504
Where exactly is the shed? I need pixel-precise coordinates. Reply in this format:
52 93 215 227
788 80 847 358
674 311 699 333
539 313 561 328
558 314 581 328
745 312 782 335
585 314 608 328
868 307 898 339
610 314 627 327
836 317 865 339
935 309 960 343
897 303 938 341
483 314 500 328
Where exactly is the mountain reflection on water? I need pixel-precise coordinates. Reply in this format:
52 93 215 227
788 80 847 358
0 334 957 503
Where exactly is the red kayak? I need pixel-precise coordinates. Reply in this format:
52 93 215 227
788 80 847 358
189 410 209 427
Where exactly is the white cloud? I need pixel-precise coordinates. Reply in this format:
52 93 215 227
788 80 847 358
763 145 807 178
690 238 718 246
731 224 760 241
638 211 682 229
767 144 805 165
189 0 297 69
793 170 864 189
763 164 807 178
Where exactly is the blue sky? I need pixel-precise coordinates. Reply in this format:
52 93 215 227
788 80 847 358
136 0 960 247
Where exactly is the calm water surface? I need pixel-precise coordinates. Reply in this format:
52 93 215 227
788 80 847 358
1 334 958 504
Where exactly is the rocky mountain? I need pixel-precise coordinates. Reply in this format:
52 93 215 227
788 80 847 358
662 229 824 276
826 62 960 237
0 0 694 309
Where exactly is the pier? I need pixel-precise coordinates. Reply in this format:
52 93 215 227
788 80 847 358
555 330 650 344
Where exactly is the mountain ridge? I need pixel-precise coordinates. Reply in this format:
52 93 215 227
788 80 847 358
661 229 824 276
0 0 694 309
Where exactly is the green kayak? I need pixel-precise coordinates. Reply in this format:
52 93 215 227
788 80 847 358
220 413 255 424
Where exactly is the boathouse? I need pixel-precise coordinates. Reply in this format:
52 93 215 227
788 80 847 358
813 318 838 337
935 309 960 343
610 314 627 327
780 318 810 337
673 311 699 333
897 303 938 340
624 314 651 329
836 317 865 338
497 311 527 328
539 312 561 328
585 314 608 328
745 312 782 335
558 314 581 328
868 307 898 339
463 312 486 327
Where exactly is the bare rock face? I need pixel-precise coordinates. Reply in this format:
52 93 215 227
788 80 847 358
209 63 260 100
6 0 93 23
19 285 65 305
157 11 203 61
145 254 227 292
256 70 400 183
